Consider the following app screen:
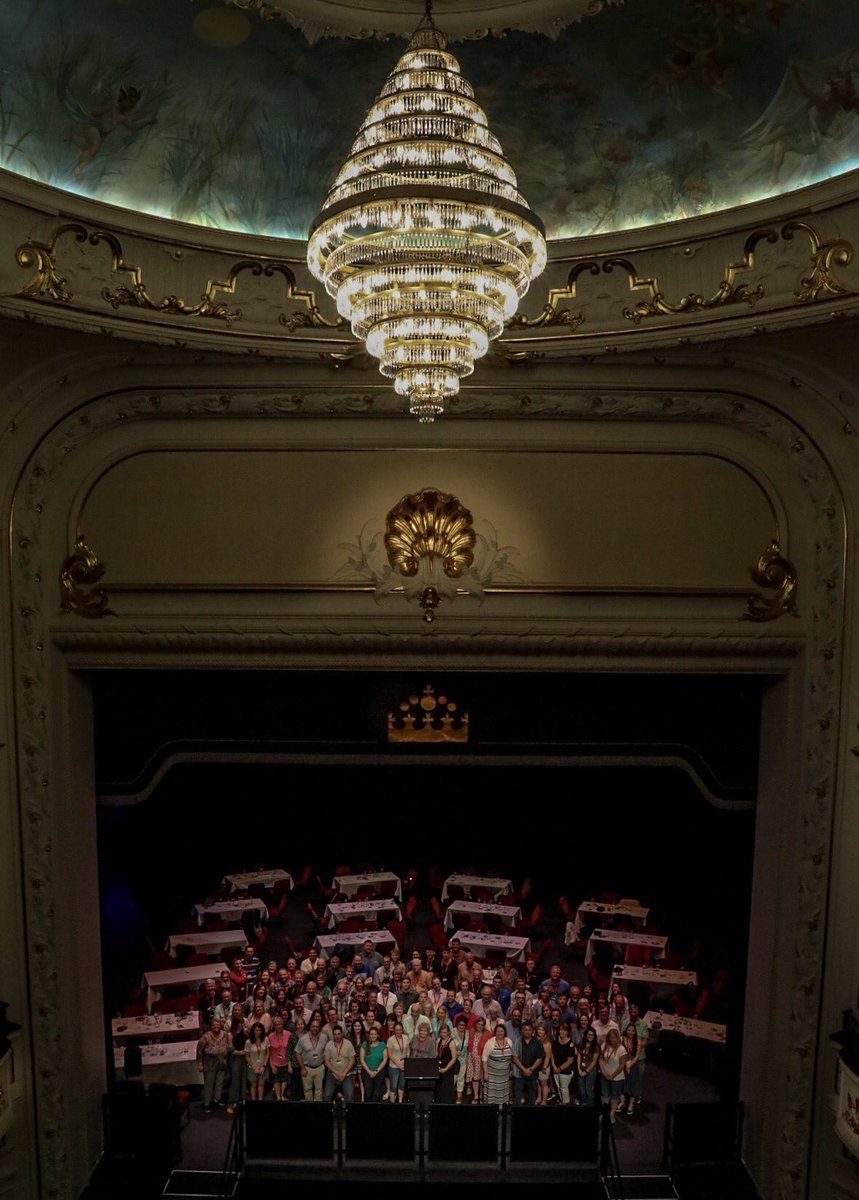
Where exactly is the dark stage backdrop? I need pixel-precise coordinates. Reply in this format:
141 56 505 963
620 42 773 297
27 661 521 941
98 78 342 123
93 668 762 1071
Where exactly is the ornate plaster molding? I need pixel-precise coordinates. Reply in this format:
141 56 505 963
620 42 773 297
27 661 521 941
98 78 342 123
516 221 858 338
0 187 857 359
745 540 799 623
384 488 476 622
51 629 805 659
3 221 345 340
58 536 113 619
7 381 844 1200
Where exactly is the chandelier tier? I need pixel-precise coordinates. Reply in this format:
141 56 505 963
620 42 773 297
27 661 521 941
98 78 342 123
306 3 547 422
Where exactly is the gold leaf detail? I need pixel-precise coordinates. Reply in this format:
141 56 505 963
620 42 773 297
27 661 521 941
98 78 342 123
782 221 855 304
59 536 113 619
385 488 476 579
505 260 597 328
744 540 798 623
606 229 776 324
12 224 89 303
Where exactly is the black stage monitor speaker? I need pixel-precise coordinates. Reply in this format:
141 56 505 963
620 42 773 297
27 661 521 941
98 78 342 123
244 1100 335 1161
665 1101 744 1168
344 1102 415 1161
427 1104 499 1164
509 1104 601 1164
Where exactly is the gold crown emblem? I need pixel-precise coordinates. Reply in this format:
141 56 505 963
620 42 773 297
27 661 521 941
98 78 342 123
388 684 469 743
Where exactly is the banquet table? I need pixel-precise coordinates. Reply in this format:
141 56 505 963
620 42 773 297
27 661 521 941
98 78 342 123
333 872 403 901
568 900 651 939
644 1011 727 1044
324 899 402 927
448 929 531 962
143 963 228 1012
584 929 668 965
114 1040 200 1087
223 869 293 894
167 930 248 959
611 965 697 996
441 874 513 902
112 1011 200 1040
314 930 397 959
443 900 522 931
193 898 268 927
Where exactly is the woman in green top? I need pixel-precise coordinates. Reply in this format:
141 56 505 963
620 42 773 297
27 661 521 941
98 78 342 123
360 1026 389 1103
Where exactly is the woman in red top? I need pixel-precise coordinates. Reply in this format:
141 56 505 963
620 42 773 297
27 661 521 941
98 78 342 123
466 1016 491 1102
268 1015 292 1101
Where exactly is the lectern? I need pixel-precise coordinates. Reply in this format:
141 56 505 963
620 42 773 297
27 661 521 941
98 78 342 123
404 1058 439 1110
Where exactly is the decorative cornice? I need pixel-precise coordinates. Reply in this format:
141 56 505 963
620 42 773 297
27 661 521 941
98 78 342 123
515 221 856 336
224 0 622 42
50 629 805 658
1 195 857 362
607 229 771 324
5 222 345 335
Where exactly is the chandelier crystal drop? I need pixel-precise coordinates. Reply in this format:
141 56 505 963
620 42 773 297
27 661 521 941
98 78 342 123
306 2 547 423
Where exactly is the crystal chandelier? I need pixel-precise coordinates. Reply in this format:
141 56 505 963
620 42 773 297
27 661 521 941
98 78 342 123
306 1 547 423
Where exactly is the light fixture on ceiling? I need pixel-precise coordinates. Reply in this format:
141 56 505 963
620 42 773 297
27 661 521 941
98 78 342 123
306 0 547 423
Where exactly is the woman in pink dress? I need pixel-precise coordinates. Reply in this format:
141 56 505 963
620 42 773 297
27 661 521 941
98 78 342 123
466 1016 490 1102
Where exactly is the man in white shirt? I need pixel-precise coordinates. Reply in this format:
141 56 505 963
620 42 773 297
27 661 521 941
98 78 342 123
300 947 321 976
591 1003 619 1047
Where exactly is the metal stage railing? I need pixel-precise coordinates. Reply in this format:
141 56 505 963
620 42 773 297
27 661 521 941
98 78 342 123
219 1102 245 1199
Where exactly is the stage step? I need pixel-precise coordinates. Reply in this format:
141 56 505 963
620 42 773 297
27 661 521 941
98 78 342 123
621 1173 679 1199
164 1169 234 1198
233 1178 610 1196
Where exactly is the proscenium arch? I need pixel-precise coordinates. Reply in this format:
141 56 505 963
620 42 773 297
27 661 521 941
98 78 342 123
2 349 847 1200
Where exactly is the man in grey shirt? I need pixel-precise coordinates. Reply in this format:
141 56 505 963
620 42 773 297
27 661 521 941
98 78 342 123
473 985 503 1026
296 1011 329 1101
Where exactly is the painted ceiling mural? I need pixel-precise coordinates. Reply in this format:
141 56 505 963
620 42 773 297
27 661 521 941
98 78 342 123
0 0 857 241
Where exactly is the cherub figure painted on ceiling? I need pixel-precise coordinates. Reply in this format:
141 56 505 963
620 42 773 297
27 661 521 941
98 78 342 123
65 81 159 181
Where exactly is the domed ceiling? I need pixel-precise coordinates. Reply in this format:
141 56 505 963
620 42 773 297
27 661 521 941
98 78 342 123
0 0 856 242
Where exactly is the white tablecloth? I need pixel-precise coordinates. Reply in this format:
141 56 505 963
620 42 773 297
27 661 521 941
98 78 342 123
143 963 228 1012
448 929 531 962
333 872 402 900
224 870 293 894
193 899 268 927
612 965 697 996
644 1011 727 1044
569 900 651 939
167 930 248 958
441 875 513 901
314 930 397 959
114 1040 201 1087
443 901 522 931
112 1012 200 1039
324 899 402 927
584 929 668 965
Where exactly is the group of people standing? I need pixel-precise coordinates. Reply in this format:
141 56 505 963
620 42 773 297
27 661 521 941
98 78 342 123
195 938 649 1121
